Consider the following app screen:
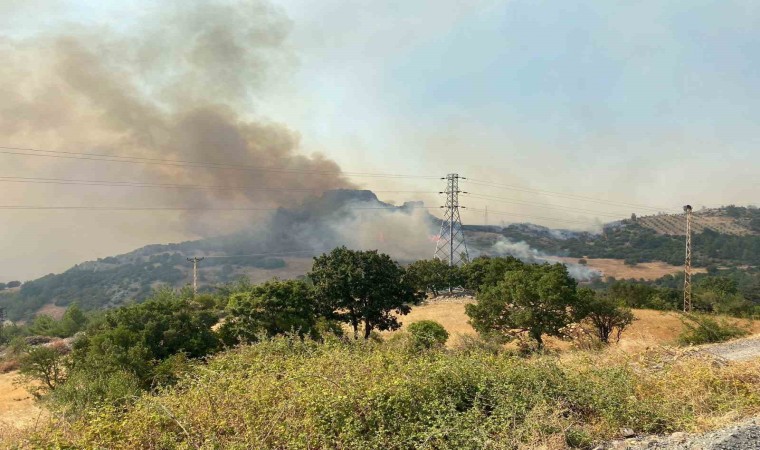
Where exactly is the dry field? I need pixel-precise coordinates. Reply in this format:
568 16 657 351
558 257 706 281
394 298 760 352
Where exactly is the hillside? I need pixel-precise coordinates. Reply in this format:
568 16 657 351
467 205 760 268
637 205 759 236
1 199 757 321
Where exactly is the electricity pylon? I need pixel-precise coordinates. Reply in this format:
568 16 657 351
434 173 469 266
683 205 693 312
187 257 204 296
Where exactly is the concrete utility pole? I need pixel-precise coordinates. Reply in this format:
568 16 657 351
683 205 693 312
434 173 469 266
187 257 204 296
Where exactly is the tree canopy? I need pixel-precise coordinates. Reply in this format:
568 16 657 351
465 263 583 349
310 247 421 339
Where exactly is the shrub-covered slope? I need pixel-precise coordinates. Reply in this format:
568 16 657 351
30 337 760 449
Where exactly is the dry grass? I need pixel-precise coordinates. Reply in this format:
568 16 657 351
557 257 707 280
0 371 45 436
394 300 759 351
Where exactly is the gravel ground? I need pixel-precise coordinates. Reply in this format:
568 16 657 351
601 417 760 449
702 336 760 361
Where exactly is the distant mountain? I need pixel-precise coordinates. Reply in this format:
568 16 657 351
1 196 756 321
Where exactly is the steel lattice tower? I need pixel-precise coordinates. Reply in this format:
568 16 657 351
683 205 693 312
434 174 469 266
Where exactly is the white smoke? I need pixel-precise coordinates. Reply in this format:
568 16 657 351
484 237 601 281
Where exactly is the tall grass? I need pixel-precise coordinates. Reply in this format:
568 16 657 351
24 336 760 449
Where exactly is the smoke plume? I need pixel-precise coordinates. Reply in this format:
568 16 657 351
483 237 601 281
0 0 354 235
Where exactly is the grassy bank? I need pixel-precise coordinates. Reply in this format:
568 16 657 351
22 336 760 449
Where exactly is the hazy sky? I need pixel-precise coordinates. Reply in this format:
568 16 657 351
1 0 759 280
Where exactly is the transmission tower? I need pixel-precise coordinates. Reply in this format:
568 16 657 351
434 174 469 266
187 257 204 296
683 205 693 312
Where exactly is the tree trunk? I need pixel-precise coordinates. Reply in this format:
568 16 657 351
532 330 544 350
351 317 359 340
363 317 372 340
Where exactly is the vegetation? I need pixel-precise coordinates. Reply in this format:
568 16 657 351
678 314 750 345
310 247 421 339
577 289 635 343
478 210 760 268
405 259 462 297
218 279 322 346
407 320 449 350
27 336 760 449
2 246 757 448
466 262 583 349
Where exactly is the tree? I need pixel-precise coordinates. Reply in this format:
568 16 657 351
310 247 421 339
28 315 59 336
58 303 88 337
0 282 6 290
71 288 219 386
6 281 20 288
19 345 67 395
578 289 635 343
405 259 461 297
460 256 525 292
218 279 319 345
465 263 582 350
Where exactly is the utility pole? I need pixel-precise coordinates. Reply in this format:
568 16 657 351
187 257 204 296
683 205 693 312
434 174 469 266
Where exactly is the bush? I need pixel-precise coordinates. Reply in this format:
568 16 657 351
678 314 750 345
30 337 760 449
407 320 449 350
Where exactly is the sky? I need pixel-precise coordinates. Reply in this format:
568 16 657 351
0 0 759 280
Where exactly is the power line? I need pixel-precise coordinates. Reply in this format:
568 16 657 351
0 205 439 211
0 175 434 194
467 178 677 212
0 146 438 179
466 207 602 226
467 193 633 219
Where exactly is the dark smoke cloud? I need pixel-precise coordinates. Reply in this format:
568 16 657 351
0 0 354 235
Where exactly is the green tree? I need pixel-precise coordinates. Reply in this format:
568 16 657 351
19 345 67 395
460 256 525 292
465 263 582 350
310 247 421 339
27 314 59 336
71 288 219 386
218 279 319 345
405 259 461 297
578 289 635 343
407 320 449 350
58 303 88 337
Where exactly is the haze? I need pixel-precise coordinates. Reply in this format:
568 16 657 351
1 0 758 281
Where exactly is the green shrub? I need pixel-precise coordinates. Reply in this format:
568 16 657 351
407 320 449 350
678 314 750 345
29 336 760 449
